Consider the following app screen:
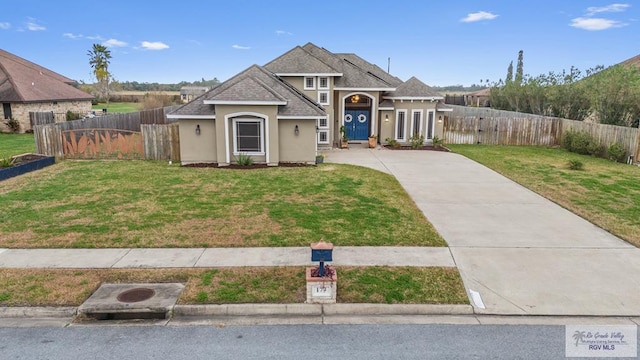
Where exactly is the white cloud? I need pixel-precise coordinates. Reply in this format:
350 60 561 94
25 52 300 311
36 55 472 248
461 11 498 23
26 18 45 31
103 38 128 47
86 35 104 41
232 44 251 50
0 22 10 30
276 30 292 36
570 17 626 30
63 32 82 39
586 3 630 15
141 41 169 50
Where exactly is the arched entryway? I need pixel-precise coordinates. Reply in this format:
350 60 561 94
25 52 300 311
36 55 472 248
342 93 374 141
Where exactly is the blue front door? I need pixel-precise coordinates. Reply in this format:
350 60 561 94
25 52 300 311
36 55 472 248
344 110 370 140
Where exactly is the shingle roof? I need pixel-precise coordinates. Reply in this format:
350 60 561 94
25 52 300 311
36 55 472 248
264 46 341 75
170 65 325 118
0 48 93 102
338 53 403 87
386 76 442 99
301 43 394 89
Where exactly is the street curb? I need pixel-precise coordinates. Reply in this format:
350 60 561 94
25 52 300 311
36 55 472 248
322 304 474 316
172 304 474 317
173 304 322 317
0 306 77 318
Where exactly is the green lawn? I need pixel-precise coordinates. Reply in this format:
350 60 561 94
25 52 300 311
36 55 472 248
92 102 141 113
0 267 469 306
0 161 445 248
0 133 36 156
448 144 640 247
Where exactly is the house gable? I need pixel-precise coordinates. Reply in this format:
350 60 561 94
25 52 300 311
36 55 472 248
0 48 93 102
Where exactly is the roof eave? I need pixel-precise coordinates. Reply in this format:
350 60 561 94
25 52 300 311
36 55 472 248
275 73 343 77
203 100 288 105
167 114 216 119
334 87 396 91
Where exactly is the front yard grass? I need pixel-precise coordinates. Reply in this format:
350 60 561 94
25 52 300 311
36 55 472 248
0 267 469 306
0 133 35 156
0 161 445 248
448 145 640 247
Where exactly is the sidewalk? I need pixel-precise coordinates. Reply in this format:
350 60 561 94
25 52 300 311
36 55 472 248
0 247 454 268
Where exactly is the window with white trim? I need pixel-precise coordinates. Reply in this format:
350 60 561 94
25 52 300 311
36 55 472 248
426 110 435 139
233 118 264 155
411 110 423 137
318 77 329 89
304 77 315 90
395 110 406 141
318 91 329 105
317 117 329 144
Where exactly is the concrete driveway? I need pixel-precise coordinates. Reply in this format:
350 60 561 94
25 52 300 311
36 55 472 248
324 147 640 316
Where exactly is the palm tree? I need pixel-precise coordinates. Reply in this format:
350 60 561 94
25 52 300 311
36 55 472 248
87 44 112 104
572 331 585 346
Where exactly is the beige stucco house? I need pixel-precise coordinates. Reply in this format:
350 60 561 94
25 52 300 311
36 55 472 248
168 43 451 166
0 49 93 133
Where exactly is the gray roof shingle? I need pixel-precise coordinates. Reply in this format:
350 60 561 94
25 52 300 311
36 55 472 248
170 64 325 118
387 76 442 98
0 48 93 102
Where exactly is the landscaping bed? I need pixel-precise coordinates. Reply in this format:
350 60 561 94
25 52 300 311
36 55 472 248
0 153 55 181
384 145 451 152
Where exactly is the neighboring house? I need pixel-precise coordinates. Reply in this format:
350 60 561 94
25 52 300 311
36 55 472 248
0 49 94 133
168 43 451 166
464 88 491 107
180 86 210 103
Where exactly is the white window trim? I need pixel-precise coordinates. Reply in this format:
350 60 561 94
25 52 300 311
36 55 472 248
426 109 436 140
318 91 329 105
410 109 423 137
232 118 265 156
304 76 316 90
318 77 329 90
395 109 407 141
317 117 329 145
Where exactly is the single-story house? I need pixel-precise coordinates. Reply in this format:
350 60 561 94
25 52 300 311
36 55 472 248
0 49 94 133
180 86 210 103
168 43 451 166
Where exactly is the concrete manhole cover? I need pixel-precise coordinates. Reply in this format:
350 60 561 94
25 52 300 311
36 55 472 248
116 288 156 303
78 283 185 320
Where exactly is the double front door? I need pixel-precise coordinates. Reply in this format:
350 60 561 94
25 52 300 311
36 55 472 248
344 110 370 140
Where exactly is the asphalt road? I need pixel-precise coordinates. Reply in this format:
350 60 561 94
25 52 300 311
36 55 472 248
0 324 577 360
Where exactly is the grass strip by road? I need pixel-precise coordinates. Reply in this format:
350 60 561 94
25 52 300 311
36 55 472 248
0 267 469 306
448 145 640 247
0 161 445 248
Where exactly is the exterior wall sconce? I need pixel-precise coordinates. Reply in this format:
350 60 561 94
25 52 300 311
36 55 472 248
315 125 319 134
385 114 389 122
295 124 299 135
195 124 201 135
438 116 443 123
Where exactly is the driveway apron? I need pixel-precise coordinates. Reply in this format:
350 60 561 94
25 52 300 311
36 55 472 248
324 148 640 316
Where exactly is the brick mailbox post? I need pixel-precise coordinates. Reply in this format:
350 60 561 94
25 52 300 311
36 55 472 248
306 240 337 304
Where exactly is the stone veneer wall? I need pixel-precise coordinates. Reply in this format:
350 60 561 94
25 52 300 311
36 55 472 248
1 100 92 133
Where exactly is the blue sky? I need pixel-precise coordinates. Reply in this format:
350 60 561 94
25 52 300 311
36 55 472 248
1 1 638 86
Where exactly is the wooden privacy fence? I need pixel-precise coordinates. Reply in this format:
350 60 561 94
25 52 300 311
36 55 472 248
34 106 181 161
29 112 56 127
444 105 640 161
141 123 180 161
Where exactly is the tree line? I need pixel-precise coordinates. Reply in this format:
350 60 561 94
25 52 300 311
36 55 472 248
489 50 640 127
84 43 220 101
